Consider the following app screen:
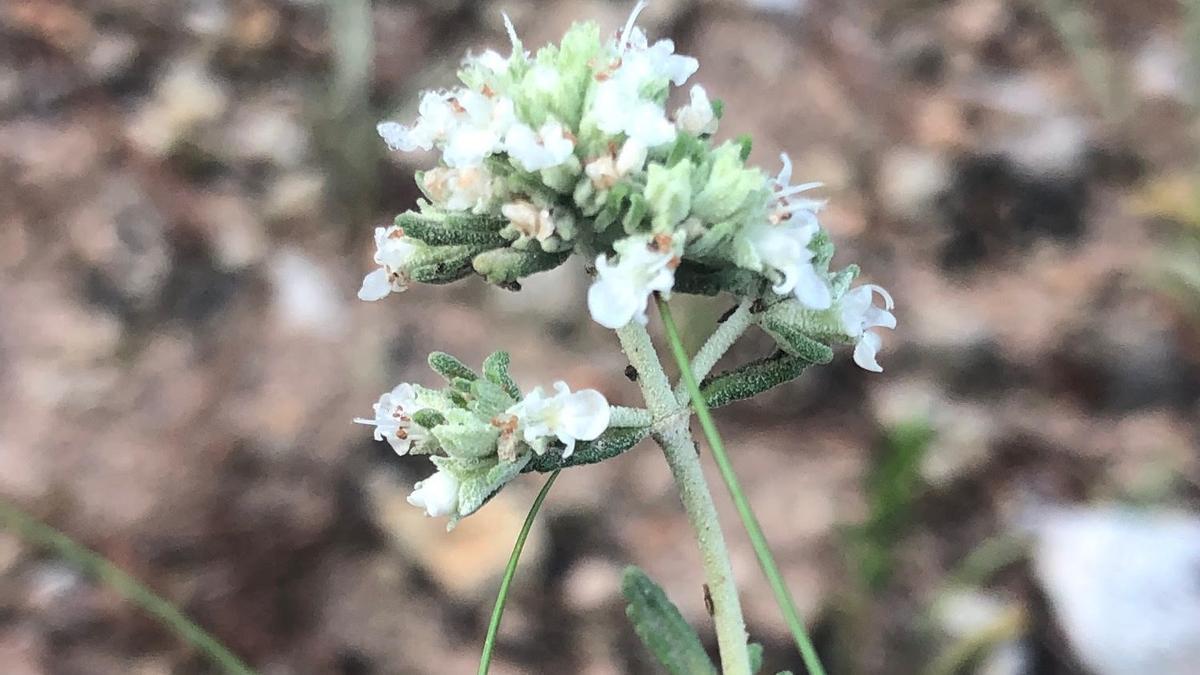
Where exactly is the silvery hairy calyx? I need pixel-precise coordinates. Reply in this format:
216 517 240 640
355 3 894 673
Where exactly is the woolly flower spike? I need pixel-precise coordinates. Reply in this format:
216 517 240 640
588 232 681 329
840 284 897 372
353 383 428 454
675 85 718 136
508 381 610 457
407 469 460 518
504 118 576 171
358 225 422 301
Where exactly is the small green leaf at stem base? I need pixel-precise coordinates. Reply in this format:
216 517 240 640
622 566 719 675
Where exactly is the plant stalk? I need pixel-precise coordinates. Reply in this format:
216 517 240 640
657 295 828 675
615 321 751 675
478 470 560 675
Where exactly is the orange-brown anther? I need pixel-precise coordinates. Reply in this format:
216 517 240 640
491 414 519 434
651 232 674 252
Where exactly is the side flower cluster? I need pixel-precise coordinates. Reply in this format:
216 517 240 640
355 351 615 525
362 3 896 372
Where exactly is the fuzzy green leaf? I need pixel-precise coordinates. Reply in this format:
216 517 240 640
483 351 522 400
428 352 479 383
621 566 718 675
396 210 508 247
455 453 533 518
411 409 446 429
470 378 517 419
760 316 836 365
431 409 500 459
407 244 481 285
471 247 572 286
700 353 811 408
523 425 649 473
672 260 762 297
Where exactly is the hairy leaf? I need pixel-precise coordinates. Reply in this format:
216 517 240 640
483 351 522 400
523 426 649 473
428 352 479 383
621 566 718 675
701 353 812 408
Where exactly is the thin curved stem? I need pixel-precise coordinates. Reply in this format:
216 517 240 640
0 497 257 675
656 295 828 675
478 470 560 675
673 299 756 405
615 321 752 675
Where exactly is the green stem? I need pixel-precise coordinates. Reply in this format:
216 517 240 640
615 321 752 675
0 498 256 675
656 295 828 675
478 470 560 675
672 299 756 405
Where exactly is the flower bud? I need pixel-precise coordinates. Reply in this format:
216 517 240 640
407 469 461 518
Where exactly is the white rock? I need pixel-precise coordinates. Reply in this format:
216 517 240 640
1032 505 1200 675
268 249 347 338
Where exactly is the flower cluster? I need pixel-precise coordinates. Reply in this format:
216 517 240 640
355 351 618 524
362 4 896 371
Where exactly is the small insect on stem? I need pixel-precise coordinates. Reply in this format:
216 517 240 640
624 364 639 382
703 583 715 616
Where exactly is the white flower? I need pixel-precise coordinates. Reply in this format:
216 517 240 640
585 139 648 190
421 165 494 212
354 383 429 454
358 225 422 301
770 153 825 228
504 118 576 171
743 219 829 309
441 91 516 168
586 2 699 148
740 153 831 309
407 469 460 518
508 381 610 457
501 200 557 242
590 78 677 147
674 84 718 135
587 233 680 329
378 89 517 168
377 91 460 152
839 284 896 372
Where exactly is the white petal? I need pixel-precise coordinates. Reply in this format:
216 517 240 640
407 470 460 517
477 49 509 72
853 331 884 373
792 265 832 310
559 389 611 442
864 306 897 331
587 273 642 329
377 121 421 152
443 127 499 167
358 268 392 301
385 434 414 455
616 138 648 175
